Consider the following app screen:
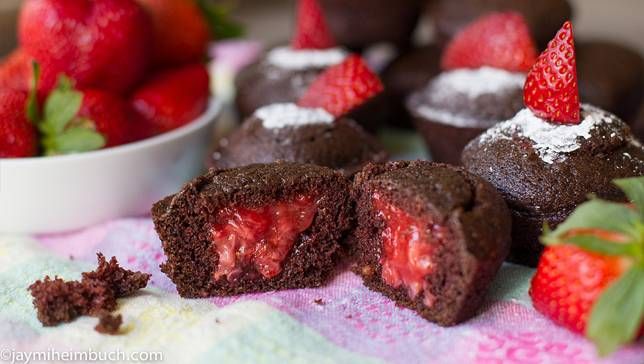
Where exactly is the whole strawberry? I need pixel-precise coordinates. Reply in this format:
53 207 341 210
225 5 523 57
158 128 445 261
78 90 131 147
298 55 383 117
441 12 537 73
530 177 644 356
18 0 152 94
0 49 57 99
524 21 580 124
130 64 210 134
37 76 132 154
136 0 210 67
292 0 335 49
0 89 38 158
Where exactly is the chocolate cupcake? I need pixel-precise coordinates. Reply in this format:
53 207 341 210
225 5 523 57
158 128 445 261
152 162 353 297
407 67 525 164
210 103 388 175
317 0 424 51
350 161 511 326
577 40 644 122
381 45 442 128
462 105 644 266
235 46 348 120
429 0 573 49
235 48 389 132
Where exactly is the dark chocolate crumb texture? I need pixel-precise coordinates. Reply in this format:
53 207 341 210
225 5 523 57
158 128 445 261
29 254 150 327
350 161 511 326
152 162 353 298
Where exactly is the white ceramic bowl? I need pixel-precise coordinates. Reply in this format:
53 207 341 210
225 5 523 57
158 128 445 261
0 99 222 234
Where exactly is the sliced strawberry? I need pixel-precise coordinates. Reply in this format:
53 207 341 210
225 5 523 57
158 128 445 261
298 55 383 117
524 21 580 124
441 12 537 73
292 0 335 50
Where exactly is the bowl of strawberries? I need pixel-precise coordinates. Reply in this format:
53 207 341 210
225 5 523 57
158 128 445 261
0 0 223 233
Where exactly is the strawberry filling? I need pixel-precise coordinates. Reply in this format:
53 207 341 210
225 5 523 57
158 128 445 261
372 193 452 307
210 195 317 281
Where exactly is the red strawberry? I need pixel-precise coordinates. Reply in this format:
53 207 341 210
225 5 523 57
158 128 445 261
18 0 152 94
298 55 383 117
292 0 335 49
441 12 537 73
36 76 129 155
78 90 131 147
530 240 628 335
130 64 210 134
136 0 210 67
531 181 644 356
0 49 57 99
524 21 580 124
0 89 38 158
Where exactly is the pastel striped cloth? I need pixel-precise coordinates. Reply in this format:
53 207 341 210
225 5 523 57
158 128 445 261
1 219 643 364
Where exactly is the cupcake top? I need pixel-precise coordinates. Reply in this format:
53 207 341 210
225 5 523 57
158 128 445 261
407 67 525 128
254 103 334 129
266 46 348 71
477 104 636 164
463 104 644 213
210 103 388 175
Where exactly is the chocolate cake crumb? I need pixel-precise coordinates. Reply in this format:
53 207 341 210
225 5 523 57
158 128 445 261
28 277 89 326
28 253 150 331
94 313 122 335
82 253 150 297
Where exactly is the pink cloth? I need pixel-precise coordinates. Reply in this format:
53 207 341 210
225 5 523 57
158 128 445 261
38 218 644 364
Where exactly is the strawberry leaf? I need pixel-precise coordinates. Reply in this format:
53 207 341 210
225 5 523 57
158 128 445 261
26 61 41 123
197 0 244 40
43 76 83 134
586 266 644 356
556 234 640 257
614 177 644 219
51 127 105 154
543 199 639 242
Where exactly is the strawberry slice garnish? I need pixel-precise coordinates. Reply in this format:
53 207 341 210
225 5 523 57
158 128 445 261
292 0 335 49
441 12 537 73
530 177 644 356
298 55 383 117
524 21 580 124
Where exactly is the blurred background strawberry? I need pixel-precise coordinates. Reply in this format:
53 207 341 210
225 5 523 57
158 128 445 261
18 0 153 94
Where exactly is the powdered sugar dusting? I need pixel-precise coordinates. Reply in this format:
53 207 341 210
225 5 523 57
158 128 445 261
255 103 334 129
430 67 525 99
267 46 348 70
416 106 480 127
479 104 618 164
415 67 525 127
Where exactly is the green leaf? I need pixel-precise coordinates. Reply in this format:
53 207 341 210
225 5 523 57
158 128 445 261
558 235 641 257
25 61 41 123
615 177 644 219
543 199 639 243
586 266 644 356
52 127 105 154
197 0 245 40
43 76 83 134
